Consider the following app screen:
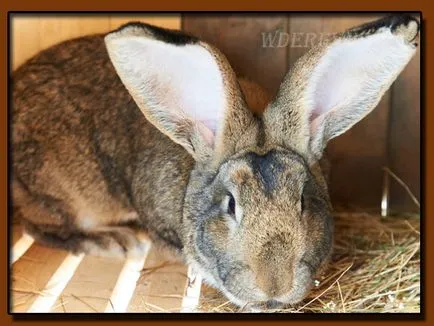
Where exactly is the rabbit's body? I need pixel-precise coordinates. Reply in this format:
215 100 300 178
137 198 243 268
11 15 419 309
12 35 193 255
12 34 272 257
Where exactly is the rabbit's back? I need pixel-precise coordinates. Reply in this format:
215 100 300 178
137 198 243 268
11 34 191 255
12 34 147 182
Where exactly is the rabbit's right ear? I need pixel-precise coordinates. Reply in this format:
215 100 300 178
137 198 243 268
105 23 257 164
264 15 420 161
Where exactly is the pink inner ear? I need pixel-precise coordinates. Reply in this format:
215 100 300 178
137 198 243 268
309 108 322 122
106 36 227 151
196 122 215 147
304 28 417 150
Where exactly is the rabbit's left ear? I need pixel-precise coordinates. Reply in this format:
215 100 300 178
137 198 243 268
264 15 420 160
105 23 257 163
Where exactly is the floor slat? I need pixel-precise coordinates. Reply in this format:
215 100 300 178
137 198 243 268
105 242 151 313
181 265 202 312
11 227 34 265
27 253 85 312
11 244 70 312
50 254 126 312
127 247 188 312
11 226 197 313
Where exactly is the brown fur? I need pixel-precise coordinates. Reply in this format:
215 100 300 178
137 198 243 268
11 15 419 309
12 34 192 256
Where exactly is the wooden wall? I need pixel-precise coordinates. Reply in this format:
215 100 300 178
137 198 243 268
10 14 420 214
11 14 181 70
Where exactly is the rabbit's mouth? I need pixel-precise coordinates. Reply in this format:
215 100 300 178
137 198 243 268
188 253 314 309
218 280 313 311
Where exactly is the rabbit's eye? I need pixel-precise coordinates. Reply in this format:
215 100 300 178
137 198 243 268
227 193 236 217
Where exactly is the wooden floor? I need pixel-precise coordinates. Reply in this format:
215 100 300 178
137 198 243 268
10 225 206 313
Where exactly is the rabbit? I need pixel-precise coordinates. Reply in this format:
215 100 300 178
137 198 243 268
11 14 419 309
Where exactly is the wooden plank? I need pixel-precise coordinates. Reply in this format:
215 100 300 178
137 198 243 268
180 265 202 312
10 226 34 265
288 14 390 211
38 16 110 50
11 16 41 70
10 244 70 312
12 243 189 313
11 14 181 71
182 14 288 96
104 242 151 313
388 47 421 214
127 246 188 312
27 253 84 312
11 15 110 70
50 254 126 312
109 14 181 30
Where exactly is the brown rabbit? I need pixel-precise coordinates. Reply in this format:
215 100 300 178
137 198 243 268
11 15 419 308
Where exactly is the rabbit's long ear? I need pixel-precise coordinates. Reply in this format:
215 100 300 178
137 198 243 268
264 15 420 160
105 23 257 163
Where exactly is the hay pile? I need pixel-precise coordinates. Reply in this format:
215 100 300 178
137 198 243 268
198 212 420 313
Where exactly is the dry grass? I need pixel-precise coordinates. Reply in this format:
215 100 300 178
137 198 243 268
198 212 421 313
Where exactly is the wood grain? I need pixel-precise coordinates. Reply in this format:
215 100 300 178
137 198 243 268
11 244 69 312
50 255 125 312
10 222 189 313
11 14 181 70
183 14 288 96
388 48 421 214
109 14 181 30
11 16 40 70
127 247 187 312
37 16 110 50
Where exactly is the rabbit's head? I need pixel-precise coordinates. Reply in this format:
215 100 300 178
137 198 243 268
105 15 419 308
